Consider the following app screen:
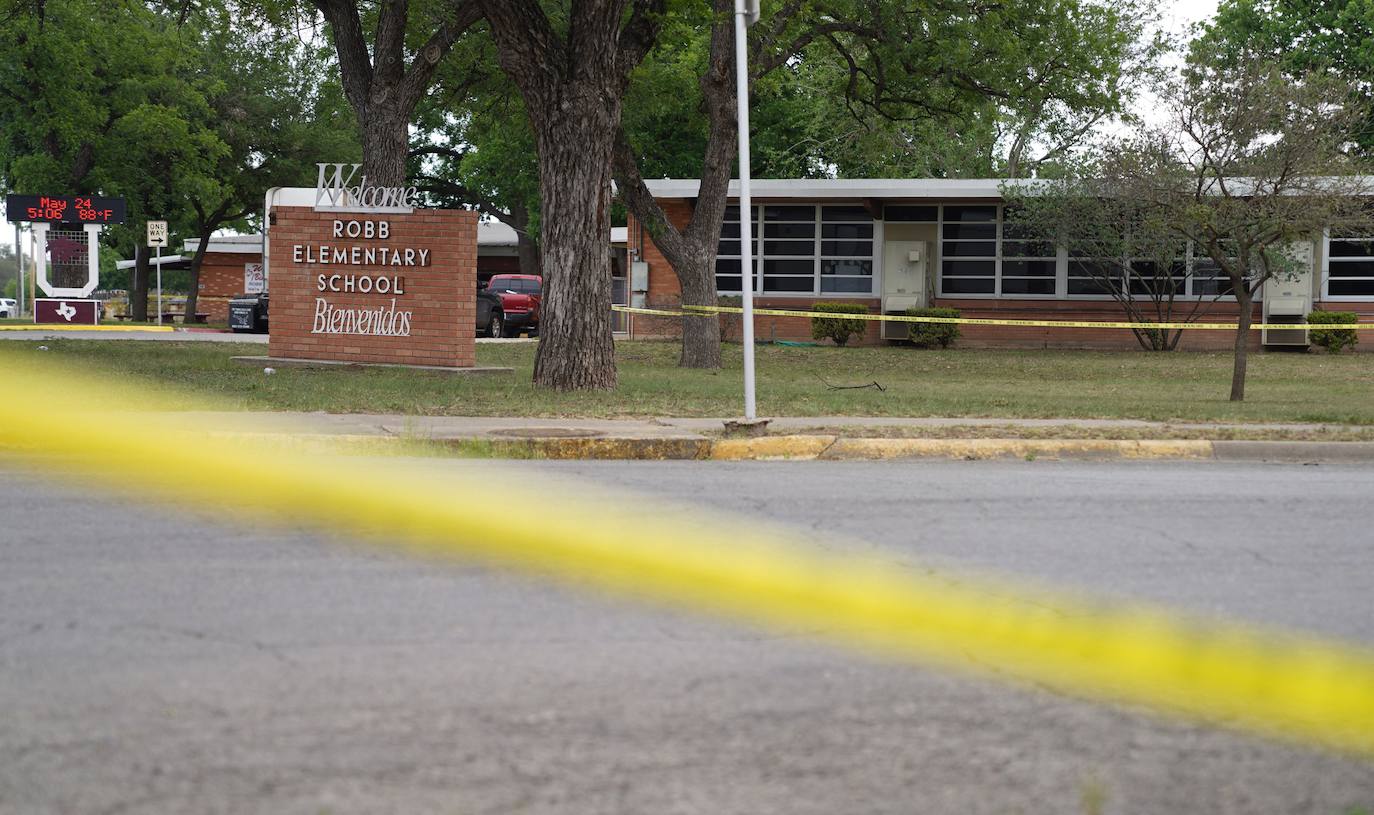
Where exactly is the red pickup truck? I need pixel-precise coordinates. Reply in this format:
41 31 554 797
485 274 541 337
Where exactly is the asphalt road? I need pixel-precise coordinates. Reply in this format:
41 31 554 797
2 459 1372 814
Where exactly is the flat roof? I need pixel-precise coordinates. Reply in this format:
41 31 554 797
642 178 1032 201
115 254 187 270
645 176 1374 202
184 235 262 254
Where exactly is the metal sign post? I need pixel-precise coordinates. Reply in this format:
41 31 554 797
734 0 760 420
147 220 168 325
13 224 23 317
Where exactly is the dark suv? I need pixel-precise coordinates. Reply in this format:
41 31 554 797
476 287 505 337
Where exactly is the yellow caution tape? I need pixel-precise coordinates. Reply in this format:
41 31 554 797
0 324 177 332
611 305 701 318
2 350 1373 757
673 304 1374 331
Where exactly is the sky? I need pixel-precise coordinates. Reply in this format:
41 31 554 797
1124 0 1223 128
1162 0 1223 32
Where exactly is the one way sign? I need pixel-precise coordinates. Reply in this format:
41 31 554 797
34 298 99 325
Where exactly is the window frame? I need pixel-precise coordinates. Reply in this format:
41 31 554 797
715 203 878 298
1322 228 1374 301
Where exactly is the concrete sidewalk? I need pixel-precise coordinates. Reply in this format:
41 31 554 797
132 411 1374 462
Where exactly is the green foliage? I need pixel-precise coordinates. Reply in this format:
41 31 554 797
810 302 870 347
906 307 961 348
1308 311 1360 354
1195 0 1374 155
0 0 355 276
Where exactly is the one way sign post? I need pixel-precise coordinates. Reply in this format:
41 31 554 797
147 220 168 325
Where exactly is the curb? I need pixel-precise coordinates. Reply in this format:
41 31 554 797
1213 440 1374 462
110 431 1374 463
823 437 1216 460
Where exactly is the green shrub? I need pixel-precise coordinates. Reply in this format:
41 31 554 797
810 301 870 346
906 306 961 348
1308 310 1359 354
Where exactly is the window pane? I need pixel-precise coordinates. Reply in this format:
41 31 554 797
1001 278 1056 295
1068 278 1115 295
1002 240 1057 258
942 240 997 257
822 240 873 256
943 205 997 222
764 240 814 255
723 206 757 222
1129 277 1184 296
715 258 741 274
1001 260 1056 277
822 223 874 239
764 258 814 276
763 275 814 292
942 223 996 240
883 205 937 222
942 260 995 277
764 222 815 238
1328 280 1374 296
821 259 872 276
1069 260 1116 279
715 275 742 292
821 205 871 221
718 240 758 256
821 277 874 293
1329 260 1374 277
719 222 759 239
1329 239 1374 258
764 205 814 220
942 277 995 294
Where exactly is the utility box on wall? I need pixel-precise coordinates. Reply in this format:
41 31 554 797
881 238 930 340
1262 242 1314 347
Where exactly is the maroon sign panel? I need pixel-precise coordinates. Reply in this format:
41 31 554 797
34 298 99 325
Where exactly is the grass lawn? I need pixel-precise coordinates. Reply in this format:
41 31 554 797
7 338 1374 423
0 317 230 329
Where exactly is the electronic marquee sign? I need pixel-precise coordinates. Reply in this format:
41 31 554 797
5 194 127 225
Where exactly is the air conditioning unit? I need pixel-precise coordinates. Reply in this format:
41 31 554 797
881 313 911 341
1261 243 1314 347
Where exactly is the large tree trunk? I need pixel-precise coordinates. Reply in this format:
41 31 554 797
612 0 735 370
530 101 618 390
509 203 541 278
359 107 409 188
678 249 722 368
1229 289 1253 402
516 228 541 278
130 244 149 322
184 230 212 321
480 0 664 390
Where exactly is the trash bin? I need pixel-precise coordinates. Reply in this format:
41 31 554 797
229 293 269 334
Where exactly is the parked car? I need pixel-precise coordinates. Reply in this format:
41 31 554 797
485 274 542 336
477 287 505 338
0 298 16 318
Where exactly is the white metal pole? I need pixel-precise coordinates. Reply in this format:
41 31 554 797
734 0 757 420
14 225 23 316
155 245 163 325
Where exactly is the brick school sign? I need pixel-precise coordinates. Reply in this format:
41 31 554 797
268 205 477 368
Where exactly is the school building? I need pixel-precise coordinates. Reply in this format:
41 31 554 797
624 179 1374 349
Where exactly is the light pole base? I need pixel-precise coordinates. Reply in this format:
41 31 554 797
722 418 771 437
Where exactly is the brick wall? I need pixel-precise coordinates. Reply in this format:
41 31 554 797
196 252 255 323
268 206 477 367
